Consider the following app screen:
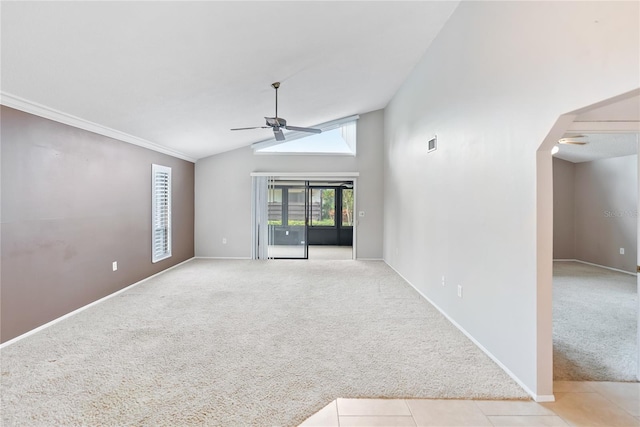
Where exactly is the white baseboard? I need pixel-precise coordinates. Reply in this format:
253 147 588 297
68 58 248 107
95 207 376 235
0 257 195 350
383 260 553 403
194 256 379 261
554 259 637 276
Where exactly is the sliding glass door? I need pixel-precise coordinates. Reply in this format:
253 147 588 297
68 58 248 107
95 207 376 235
252 176 356 260
307 184 354 246
267 181 309 259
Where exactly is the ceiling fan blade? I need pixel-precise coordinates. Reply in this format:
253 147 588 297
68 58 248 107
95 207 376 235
284 125 322 134
230 126 270 131
273 128 285 141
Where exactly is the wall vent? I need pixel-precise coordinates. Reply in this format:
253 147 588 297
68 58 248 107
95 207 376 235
428 135 437 153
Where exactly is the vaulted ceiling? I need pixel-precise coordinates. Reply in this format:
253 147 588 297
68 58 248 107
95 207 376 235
1 1 460 161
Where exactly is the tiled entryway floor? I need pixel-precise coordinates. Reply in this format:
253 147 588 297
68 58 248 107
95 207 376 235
300 381 640 426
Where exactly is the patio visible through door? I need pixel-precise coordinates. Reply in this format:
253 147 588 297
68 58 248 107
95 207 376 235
265 179 354 260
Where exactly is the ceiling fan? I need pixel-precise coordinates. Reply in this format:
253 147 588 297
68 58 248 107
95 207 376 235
231 82 322 141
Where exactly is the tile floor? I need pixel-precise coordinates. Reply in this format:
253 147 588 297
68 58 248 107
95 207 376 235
299 381 640 427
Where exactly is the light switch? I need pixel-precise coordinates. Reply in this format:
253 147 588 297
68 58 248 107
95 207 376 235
358 211 365 217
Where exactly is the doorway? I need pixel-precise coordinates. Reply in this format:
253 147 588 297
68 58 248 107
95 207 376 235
264 180 355 260
536 89 640 396
551 137 638 381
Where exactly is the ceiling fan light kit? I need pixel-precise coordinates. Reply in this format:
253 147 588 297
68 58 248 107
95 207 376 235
231 82 322 142
558 135 588 145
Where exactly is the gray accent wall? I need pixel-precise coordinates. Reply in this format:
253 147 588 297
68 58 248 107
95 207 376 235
553 155 638 272
383 1 638 397
575 155 637 273
1 106 195 343
195 109 384 260
553 158 576 259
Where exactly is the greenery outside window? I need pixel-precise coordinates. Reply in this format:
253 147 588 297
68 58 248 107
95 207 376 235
342 188 354 227
310 189 335 226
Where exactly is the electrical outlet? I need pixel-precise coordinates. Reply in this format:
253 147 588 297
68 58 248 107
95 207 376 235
442 276 446 286
112 261 118 271
222 238 227 244
457 285 463 298
620 248 625 255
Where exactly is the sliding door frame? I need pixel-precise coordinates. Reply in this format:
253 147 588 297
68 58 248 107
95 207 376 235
268 181 310 260
250 172 359 260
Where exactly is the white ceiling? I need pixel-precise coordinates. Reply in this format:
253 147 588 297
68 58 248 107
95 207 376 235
554 93 640 163
553 133 638 163
1 1 460 161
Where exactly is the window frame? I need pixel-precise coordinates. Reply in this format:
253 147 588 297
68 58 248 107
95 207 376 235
151 164 172 263
251 115 359 155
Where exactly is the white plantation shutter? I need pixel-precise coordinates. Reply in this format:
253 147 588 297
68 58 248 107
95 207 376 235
152 164 172 263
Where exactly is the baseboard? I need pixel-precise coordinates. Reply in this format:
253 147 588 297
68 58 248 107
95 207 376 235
554 258 637 276
0 257 195 349
534 395 556 403
383 260 552 402
194 256 377 261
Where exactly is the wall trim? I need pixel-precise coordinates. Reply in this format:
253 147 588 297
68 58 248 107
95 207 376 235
553 258 637 276
567 120 640 133
0 258 195 349
0 92 196 163
384 260 553 403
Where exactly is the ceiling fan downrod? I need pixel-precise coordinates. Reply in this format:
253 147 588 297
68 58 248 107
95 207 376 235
272 82 280 120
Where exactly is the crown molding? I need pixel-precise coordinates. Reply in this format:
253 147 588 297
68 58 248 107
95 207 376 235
1 92 196 163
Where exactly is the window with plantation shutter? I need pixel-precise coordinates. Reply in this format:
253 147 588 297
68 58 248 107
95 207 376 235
152 164 172 263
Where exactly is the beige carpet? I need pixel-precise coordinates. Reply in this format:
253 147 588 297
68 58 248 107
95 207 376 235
553 261 638 381
1 259 528 426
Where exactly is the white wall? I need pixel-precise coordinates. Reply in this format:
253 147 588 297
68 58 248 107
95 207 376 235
195 109 384 259
383 1 639 398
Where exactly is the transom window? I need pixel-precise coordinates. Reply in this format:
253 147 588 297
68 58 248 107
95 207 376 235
253 116 358 155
